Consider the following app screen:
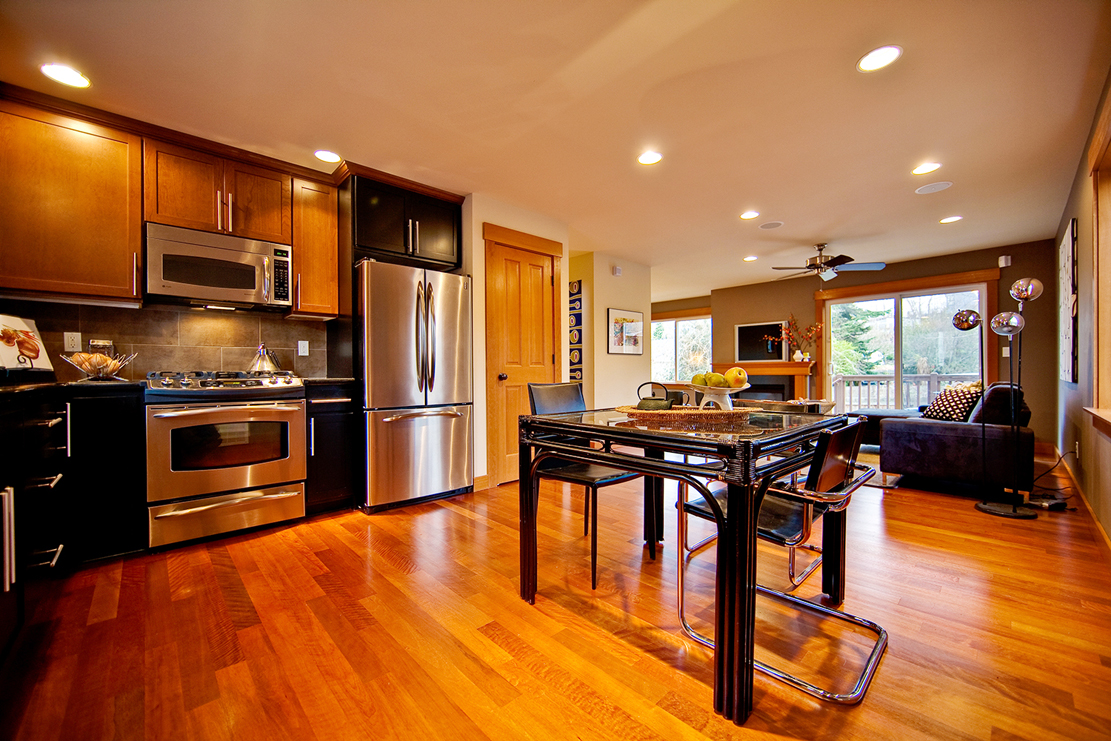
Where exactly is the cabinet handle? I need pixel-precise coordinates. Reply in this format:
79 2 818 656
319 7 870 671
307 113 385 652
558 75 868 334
217 190 223 230
133 252 139 296
31 544 63 569
227 192 233 232
415 220 420 254
30 474 63 489
35 417 63 428
2 487 13 592
309 417 315 456
297 273 302 310
154 490 300 519
310 398 352 405
407 219 414 254
66 402 71 458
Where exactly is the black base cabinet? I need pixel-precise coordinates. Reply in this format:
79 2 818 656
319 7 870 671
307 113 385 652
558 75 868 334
63 384 147 563
306 382 361 514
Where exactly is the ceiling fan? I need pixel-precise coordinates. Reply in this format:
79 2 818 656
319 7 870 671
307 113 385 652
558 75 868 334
772 243 886 281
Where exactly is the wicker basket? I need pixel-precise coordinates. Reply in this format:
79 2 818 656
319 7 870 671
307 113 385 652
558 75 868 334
615 404 760 422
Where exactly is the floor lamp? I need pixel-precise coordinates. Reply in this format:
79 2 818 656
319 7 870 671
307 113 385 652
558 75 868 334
975 277 1043 519
952 309 993 514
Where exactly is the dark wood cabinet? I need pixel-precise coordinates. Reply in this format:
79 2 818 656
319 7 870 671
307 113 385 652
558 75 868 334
306 383 360 514
0 398 24 666
144 139 293 245
0 99 143 302
62 386 147 563
349 176 460 269
291 178 339 318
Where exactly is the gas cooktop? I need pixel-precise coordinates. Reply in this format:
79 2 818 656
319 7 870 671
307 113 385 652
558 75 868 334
144 370 305 399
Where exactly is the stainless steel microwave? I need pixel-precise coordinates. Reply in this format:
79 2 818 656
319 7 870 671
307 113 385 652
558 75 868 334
145 223 292 308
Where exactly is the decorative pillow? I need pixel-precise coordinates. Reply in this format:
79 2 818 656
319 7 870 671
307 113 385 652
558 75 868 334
921 383 982 421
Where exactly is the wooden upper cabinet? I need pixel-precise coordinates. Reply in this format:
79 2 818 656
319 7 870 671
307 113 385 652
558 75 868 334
290 178 338 318
0 99 143 301
144 139 292 244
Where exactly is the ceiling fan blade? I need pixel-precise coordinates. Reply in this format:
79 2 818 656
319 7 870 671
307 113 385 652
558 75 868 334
775 270 811 280
836 261 886 271
824 254 854 269
772 266 808 270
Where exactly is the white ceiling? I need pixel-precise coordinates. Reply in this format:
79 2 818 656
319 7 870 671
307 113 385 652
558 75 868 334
3 1 1111 302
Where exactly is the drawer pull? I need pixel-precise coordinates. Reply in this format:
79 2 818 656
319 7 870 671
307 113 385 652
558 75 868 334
30 474 63 489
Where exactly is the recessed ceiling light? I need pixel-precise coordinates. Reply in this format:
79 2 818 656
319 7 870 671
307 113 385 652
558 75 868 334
40 63 90 88
915 181 953 195
638 150 662 165
913 162 941 175
743 255 758 262
759 221 784 230
940 215 963 224
314 150 341 163
739 211 760 220
857 45 902 72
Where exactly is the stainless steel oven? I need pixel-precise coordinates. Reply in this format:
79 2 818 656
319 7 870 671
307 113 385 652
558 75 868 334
144 377 306 546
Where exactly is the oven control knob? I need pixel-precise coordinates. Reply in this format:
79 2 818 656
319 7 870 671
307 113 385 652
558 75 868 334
180 378 193 387
160 377 174 387
283 377 293 384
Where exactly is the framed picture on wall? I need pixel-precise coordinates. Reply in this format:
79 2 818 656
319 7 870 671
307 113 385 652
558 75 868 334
1059 218 1078 383
607 308 643 354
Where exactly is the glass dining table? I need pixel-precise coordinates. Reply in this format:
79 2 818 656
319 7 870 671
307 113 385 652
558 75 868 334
517 406 851 726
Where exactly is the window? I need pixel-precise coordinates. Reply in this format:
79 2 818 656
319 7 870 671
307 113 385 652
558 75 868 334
828 285 985 411
651 316 712 382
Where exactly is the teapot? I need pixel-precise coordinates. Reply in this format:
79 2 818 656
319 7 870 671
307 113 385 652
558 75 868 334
247 343 281 373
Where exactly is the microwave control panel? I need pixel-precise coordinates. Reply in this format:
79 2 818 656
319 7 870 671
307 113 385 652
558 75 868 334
273 248 291 304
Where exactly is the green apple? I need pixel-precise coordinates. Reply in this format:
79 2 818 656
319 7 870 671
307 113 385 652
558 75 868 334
691 373 706 386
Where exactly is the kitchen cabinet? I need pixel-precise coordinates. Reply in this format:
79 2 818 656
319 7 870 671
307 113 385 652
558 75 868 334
350 177 460 269
62 385 147 563
290 178 339 318
0 99 143 302
144 139 293 245
0 398 23 667
19 389 68 574
305 382 360 514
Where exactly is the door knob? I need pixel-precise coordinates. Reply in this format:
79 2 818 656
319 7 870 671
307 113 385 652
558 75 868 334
497 373 508 381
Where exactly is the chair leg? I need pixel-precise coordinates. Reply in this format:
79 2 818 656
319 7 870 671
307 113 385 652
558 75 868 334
590 486 599 588
786 543 823 589
676 500 715 648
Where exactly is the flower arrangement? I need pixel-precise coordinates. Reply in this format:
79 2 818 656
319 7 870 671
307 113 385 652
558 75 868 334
764 314 823 353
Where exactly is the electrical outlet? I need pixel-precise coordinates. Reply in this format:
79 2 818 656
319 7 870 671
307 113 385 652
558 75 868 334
298 340 309 356
64 332 81 352
1001 346 1010 358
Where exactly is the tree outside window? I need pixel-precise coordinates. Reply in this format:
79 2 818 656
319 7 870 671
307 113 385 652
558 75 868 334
651 317 712 382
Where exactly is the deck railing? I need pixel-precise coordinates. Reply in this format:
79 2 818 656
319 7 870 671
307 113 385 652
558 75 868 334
832 373 978 413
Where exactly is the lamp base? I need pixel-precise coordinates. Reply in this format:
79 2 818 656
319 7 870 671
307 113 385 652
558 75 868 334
975 501 1037 520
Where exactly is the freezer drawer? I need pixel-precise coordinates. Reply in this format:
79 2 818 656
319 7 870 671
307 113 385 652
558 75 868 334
366 405 472 508
148 483 304 547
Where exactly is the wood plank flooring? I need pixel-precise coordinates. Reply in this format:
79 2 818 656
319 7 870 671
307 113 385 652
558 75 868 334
2 458 1110 740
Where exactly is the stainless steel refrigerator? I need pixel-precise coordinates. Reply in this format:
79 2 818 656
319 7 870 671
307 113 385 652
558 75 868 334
358 260 473 510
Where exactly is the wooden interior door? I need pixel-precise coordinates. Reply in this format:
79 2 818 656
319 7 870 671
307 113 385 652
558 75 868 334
485 226 561 485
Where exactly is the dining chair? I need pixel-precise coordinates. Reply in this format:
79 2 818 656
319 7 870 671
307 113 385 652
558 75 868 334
527 382 642 588
675 419 888 704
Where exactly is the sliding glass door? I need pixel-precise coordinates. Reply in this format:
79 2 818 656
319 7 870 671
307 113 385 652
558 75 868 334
828 286 984 411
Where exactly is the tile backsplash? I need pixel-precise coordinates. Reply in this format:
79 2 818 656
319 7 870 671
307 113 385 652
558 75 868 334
0 299 328 382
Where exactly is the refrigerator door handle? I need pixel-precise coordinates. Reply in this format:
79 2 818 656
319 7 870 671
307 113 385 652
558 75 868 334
426 281 436 392
416 281 426 393
382 409 464 423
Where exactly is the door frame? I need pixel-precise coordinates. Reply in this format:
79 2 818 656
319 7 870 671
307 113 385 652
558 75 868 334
483 222 563 485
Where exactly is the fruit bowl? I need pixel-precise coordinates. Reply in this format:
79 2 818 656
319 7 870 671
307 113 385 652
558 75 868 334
61 351 137 380
687 382 751 410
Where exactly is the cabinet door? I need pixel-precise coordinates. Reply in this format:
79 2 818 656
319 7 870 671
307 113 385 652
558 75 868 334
143 139 223 232
353 179 408 256
409 194 458 266
0 100 142 301
226 161 292 244
291 178 338 317
306 409 358 514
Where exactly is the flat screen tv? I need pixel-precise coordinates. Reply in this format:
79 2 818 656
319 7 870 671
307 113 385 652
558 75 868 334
734 321 787 362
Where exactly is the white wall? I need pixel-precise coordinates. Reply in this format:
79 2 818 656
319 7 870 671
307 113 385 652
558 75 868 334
463 193 570 479
583 252 653 408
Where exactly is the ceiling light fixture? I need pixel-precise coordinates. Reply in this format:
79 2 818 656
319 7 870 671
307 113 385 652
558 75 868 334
743 255 758 262
913 162 941 175
915 181 953 195
940 215 963 224
857 45 902 72
759 221 784 230
638 150 662 165
314 150 341 163
739 211 759 220
40 63 90 88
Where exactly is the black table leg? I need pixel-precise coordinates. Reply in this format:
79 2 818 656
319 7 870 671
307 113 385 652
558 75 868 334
822 508 847 604
718 481 756 724
642 447 665 560
519 438 538 604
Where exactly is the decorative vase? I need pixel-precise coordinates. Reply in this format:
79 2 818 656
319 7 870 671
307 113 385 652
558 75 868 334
792 349 804 362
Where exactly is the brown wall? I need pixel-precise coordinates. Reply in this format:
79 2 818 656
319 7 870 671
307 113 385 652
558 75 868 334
709 240 1058 442
0 298 328 383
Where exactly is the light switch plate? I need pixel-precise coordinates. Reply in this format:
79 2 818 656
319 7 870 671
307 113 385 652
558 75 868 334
298 340 309 356
64 332 81 352
1001 346 1010 357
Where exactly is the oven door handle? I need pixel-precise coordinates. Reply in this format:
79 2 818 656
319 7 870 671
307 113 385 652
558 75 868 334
152 404 304 418
153 490 301 519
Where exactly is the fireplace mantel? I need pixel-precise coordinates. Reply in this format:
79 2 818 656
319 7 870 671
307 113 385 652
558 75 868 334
712 360 815 399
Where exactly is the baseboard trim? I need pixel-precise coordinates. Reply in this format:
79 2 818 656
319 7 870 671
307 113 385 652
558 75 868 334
1056 446 1111 559
473 475 491 492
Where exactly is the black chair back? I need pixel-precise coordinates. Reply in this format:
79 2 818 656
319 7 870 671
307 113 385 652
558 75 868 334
805 419 866 495
528 382 586 415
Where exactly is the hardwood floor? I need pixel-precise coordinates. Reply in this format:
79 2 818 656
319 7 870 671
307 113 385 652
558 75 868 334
2 459 1110 740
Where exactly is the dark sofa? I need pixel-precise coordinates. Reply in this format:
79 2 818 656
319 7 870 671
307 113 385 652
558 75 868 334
850 383 1034 495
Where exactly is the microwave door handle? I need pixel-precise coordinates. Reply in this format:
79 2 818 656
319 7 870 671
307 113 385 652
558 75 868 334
263 256 270 303
415 281 425 393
